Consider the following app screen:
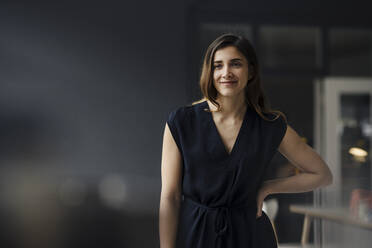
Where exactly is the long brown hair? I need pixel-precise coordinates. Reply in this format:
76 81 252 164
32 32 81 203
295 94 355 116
193 33 286 122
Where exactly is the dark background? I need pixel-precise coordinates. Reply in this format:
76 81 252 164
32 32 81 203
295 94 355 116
1 0 371 247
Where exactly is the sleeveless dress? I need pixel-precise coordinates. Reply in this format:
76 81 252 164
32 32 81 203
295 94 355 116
166 100 287 248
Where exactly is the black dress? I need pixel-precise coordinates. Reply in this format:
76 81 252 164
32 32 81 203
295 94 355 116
166 101 287 248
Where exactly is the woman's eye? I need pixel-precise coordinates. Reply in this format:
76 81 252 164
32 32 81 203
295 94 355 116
213 64 222 69
231 62 241 67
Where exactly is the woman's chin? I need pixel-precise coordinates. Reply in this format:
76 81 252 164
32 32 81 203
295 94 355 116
217 91 241 98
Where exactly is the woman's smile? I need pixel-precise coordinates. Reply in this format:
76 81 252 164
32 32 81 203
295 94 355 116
220 80 238 87
220 80 238 84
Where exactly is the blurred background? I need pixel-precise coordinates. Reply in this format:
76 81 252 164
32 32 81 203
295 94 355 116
1 0 372 247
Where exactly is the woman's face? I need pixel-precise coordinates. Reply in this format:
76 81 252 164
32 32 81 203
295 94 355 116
212 46 251 98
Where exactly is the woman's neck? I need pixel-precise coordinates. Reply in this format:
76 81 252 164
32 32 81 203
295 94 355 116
207 94 246 120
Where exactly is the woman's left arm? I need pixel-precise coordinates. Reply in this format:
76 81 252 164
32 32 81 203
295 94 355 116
256 124 333 217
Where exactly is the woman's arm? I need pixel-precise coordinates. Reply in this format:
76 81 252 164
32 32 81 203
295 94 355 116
256 124 333 217
159 123 183 248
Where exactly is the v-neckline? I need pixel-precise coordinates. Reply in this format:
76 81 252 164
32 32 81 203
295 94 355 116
203 101 248 158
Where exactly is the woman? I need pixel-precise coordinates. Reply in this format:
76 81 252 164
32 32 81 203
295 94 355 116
159 34 332 248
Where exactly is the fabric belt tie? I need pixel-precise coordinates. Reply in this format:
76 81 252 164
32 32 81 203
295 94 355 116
183 196 256 248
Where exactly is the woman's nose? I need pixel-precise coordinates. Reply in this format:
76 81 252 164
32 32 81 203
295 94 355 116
222 68 233 79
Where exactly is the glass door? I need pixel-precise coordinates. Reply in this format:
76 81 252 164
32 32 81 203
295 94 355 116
315 77 372 248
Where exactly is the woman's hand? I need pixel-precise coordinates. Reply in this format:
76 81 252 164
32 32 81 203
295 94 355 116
256 181 272 218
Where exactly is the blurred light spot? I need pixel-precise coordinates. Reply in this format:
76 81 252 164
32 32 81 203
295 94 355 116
349 147 368 162
98 174 126 210
349 147 368 157
362 122 372 137
59 178 86 207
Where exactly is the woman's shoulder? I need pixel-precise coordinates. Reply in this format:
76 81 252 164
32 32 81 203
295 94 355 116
169 101 205 118
263 114 288 142
258 111 287 134
167 101 204 124
260 110 286 122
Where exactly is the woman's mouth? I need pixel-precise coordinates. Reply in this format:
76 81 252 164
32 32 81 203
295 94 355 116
220 80 237 85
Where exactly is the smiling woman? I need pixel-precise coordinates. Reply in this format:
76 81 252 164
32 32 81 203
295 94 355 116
212 46 250 98
159 34 333 248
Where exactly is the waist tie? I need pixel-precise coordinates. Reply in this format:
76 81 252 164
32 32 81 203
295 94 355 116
183 196 256 248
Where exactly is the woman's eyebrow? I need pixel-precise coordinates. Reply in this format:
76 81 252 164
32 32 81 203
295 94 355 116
230 58 243 62
213 58 243 63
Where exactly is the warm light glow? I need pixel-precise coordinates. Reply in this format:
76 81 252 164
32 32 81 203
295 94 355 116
349 147 368 157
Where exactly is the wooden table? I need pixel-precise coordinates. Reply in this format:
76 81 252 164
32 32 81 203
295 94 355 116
289 204 372 246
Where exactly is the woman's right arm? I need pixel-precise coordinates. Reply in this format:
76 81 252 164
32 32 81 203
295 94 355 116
159 123 183 248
